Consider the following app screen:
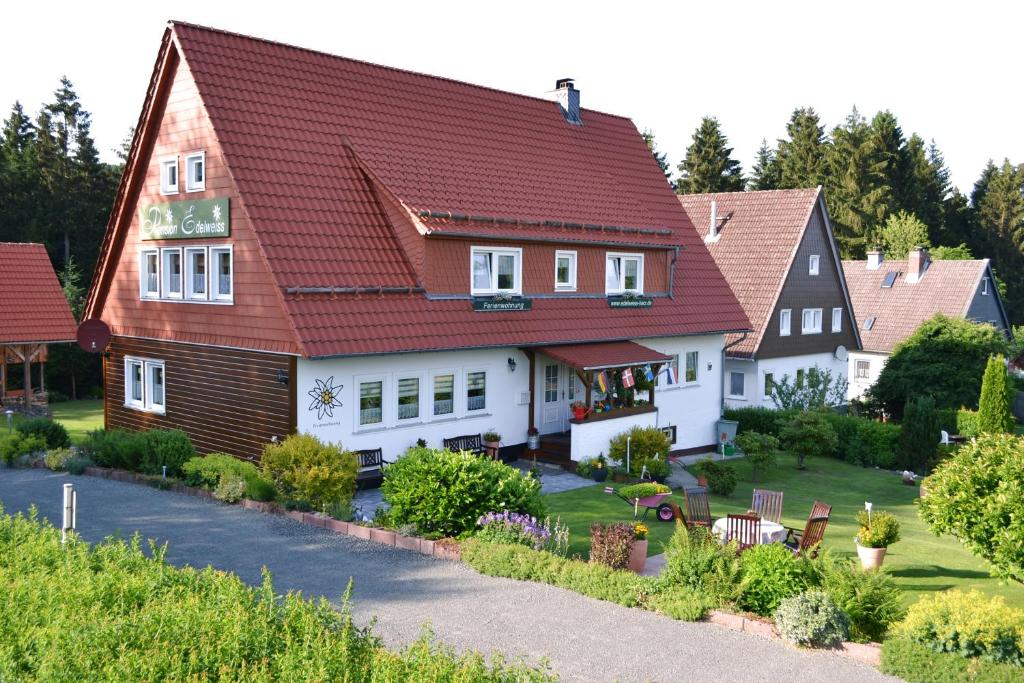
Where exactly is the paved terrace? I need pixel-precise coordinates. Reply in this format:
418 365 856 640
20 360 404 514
0 469 896 683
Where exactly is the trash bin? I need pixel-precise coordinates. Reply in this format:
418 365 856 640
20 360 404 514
716 419 738 444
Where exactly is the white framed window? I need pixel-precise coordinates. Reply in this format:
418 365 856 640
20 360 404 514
764 372 775 398
832 307 842 333
801 308 823 334
161 247 182 299
605 253 644 294
796 368 806 388
431 371 456 417
210 246 233 301
809 254 820 275
357 377 385 427
185 247 208 300
159 156 178 194
656 354 680 389
466 370 487 412
855 360 871 380
982 277 990 295
471 247 521 295
124 357 165 414
140 249 159 299
554 250 577 290
396 375 422 421
780 309 792 336
184 151 205 192
728 371 746 398
684 350 699 384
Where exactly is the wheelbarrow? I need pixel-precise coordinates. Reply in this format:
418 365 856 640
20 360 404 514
604 487 676 522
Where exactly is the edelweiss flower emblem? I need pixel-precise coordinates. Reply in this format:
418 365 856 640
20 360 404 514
212 204 222 221
164 208 174 224
307 376 343 420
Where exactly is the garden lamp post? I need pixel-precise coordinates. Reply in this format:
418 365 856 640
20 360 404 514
5 409 12 433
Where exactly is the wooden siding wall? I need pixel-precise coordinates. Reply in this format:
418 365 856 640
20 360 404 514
759 204 859 359
106 336 296 460
98 55 299 355
424 239 670 295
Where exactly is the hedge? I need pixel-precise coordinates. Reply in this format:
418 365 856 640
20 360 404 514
0 508 553 682
881 638 1022 683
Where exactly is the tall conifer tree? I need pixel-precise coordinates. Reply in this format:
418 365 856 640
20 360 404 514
675 116 744 194
777 107 828 189
749 139 781 190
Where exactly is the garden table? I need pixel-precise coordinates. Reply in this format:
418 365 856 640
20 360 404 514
711 517 787 545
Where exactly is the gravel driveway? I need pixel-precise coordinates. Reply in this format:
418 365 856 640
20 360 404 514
0 469 898 683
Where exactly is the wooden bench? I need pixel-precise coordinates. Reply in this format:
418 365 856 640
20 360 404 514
443 434 487 457
355 448 391 489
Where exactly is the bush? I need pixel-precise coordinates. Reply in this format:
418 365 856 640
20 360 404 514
900 395 941 472
139 429 195 477
918 434 1024 582
856 419 900 469
182 453 276 502
693 458 737 496
79 428 147 470
856 510 901 548
16 418 70 449
733 431 778 481
737 543 813 616
893 590 1024 665
214 472 248 503
779 410 838 469
476 511 551 550
382 446 543 538
882 638 1024 683
262 434 357 515
978 355 1015 435
64 456 91 475
0 433 46 465
775 591 850 647
813 553 905 643
957 409 981 438
724 406 797 438
43 447 74 471
608 426 671 478
660 523 741 604
617 482 670 500
0 509 553 682
589 522 634 570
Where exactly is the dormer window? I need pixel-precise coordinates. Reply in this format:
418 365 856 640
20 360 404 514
809 254 820 275
185 151 205 192
555 250 577 290
160 157 178 194
606 253 643 294
982 277 990 295
471 247 521 295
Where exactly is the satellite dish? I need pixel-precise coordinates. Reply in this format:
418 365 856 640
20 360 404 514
77 318 111 353
834 345 849 362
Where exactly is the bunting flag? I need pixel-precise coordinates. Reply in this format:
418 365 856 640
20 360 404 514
664 365 677 385
622 367 635 388
643 365 655 382
596 371 608 393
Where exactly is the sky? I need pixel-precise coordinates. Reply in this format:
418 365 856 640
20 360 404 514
2 0 1020 193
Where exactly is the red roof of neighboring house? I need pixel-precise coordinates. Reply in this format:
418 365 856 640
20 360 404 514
88 22 749 357
0 243 78 345
537 341 672 371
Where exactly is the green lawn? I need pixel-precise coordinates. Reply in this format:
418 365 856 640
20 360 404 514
10 400 103 444
545 454 1024 610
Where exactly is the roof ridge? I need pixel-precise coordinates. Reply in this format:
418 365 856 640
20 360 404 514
168 20 635 123
677 188 820 200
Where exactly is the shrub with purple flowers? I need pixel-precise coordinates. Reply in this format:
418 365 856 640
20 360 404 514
476 511 551 550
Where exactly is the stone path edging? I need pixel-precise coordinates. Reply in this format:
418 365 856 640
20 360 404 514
71 463 880 668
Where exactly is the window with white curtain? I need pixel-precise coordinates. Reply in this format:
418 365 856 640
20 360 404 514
124 357 165 414
432 372 455 416
161 248 182 299
396 376 420 420
140 250 159 298
185 247 207 299
605 253 643 294
359 379 384 426
471 247 521 295
466 370 487 411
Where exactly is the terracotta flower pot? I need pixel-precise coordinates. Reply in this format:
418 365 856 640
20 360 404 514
856 540 887 569
628 539 648 573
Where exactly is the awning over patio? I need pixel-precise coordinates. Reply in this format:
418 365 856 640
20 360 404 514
536 340 672 371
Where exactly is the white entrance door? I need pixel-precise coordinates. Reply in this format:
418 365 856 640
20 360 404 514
540 362 565 434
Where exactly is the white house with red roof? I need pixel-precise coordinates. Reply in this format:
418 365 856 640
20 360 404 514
85 22 749 466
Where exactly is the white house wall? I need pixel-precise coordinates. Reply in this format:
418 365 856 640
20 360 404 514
847 351 889 401
724 351 848 409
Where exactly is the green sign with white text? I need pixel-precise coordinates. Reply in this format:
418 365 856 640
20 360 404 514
609 296 653 308
139 197 230 241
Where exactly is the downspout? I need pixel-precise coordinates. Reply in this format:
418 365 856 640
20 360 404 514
668 247 680 299
720 332 749 415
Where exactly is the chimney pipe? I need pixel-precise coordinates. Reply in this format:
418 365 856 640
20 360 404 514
553 78 581 125
866 249 883 270
907 246 930 283
709 200 718 237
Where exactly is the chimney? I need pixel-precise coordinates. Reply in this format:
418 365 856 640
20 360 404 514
907 246 930 283
703 200 720 244
866 249 883 270
553 78 581 125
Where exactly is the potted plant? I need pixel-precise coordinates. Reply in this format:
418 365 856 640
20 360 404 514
526 426 540 450
592 454 608 482
628 522 649 573
571 400 588 421
610 464 628 483
855 506 901 569
482 430 501 450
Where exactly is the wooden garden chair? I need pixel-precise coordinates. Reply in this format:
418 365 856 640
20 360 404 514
726 513 761 552
683 487 712 529
751 489 784 524
784 501 833 558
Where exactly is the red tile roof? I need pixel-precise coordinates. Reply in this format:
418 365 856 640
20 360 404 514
677 189 822 356
842 258 993 353
537 341 672 371
0 243 78 345
90 22 749 357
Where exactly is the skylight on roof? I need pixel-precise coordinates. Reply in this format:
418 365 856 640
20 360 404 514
881 272 898 288
863 317 876 331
